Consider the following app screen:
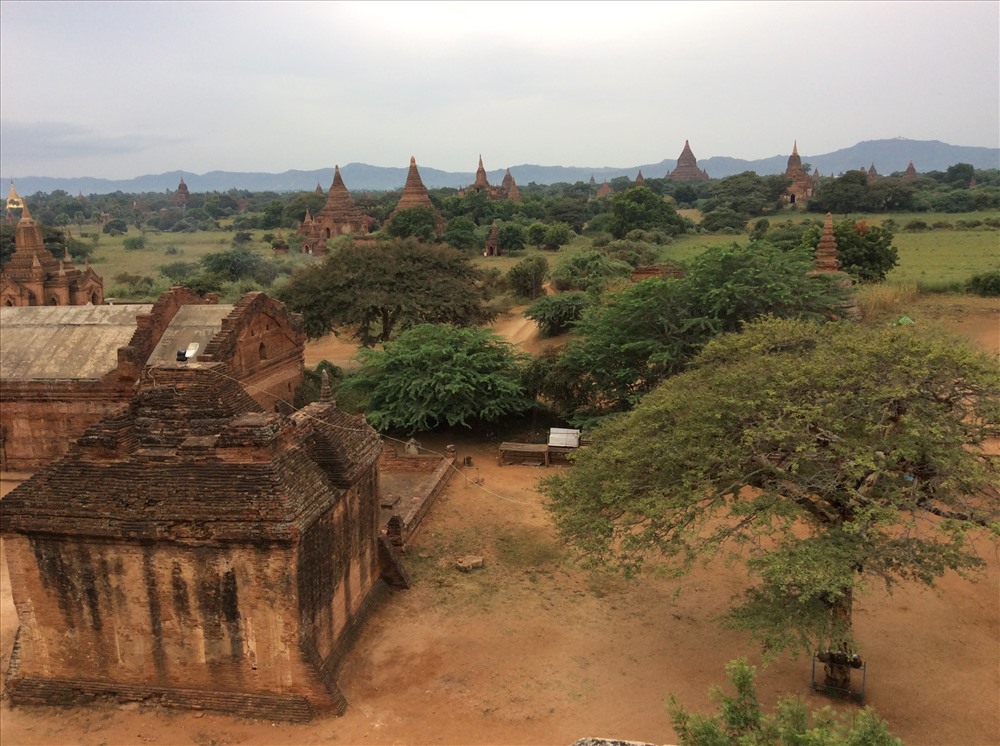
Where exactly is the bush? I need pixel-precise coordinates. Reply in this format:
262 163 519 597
102 218 128 236
967 269 1000 297
699 207 749 232
955 219 983 230
542 222 573 250
506 255 549 299
903 219 929 232
343 324 531 433
158 261 199 283
551 250 633 293
122 235 147 251
600 239 658 268
525 292 591 336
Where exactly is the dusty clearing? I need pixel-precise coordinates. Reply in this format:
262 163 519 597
2 295 997 746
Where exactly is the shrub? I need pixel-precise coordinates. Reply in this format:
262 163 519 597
551 250 633 293
102 218 128 236
506 255 549 299
903 219 929 232
122 235 147 251
955 219 983 230
600 239 658 268
525 292 591 336
967 269 1000 297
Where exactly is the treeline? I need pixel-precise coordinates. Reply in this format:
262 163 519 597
13 162 998 240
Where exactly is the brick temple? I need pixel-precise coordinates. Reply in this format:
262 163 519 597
297 165 371 254
458 156 522 203
1 362 405 720
1 199 104 307
666 140 709 181
783 141 817 205
0 289 305 470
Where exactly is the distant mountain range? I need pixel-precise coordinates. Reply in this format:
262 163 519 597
4 139 998 196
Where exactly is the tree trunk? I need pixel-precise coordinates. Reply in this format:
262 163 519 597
823 587 854 691
380 307 392 342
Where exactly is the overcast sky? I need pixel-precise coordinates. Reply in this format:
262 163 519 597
1 1 997 179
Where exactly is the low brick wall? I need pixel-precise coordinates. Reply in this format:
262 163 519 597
379 448 455 547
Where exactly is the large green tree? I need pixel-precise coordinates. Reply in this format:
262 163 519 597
609 185 691 238
546 318 999 686
385 205 438 241
278 239 496 343
541 242 846 421
343 324 531 433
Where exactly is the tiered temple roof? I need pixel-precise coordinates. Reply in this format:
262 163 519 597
595 180 613 198
171 177 190 207
501 168 522 203
635 169 645 185
903 161 918 181
667 140 709 181
459 157 521 203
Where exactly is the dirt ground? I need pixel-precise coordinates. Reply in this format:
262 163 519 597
1 296 997 746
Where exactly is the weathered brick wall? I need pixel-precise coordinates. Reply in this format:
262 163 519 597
4 535 311 698
197 292 305 414
2 365 392 720
0 383 125 471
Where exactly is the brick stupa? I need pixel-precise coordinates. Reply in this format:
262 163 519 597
388 157 446 235
667 140 709 181
595 180 613 198
810 212 860 321
903 161 918 181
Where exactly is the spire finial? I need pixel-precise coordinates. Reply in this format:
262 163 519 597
319 369 334 403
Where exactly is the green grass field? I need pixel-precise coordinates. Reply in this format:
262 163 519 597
78 210 999 301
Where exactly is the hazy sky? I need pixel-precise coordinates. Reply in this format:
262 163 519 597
1 1 997 179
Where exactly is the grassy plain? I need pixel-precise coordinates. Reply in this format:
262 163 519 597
78 211 998 300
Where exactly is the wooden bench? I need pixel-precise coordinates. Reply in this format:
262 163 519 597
498 442 550 466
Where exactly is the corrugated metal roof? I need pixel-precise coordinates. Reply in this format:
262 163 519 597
146 305 233 364
0 305 153 380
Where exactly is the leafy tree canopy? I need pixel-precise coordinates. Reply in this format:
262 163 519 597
551 249 633 293
542 242 847 421
385 205 438 241
525 291 591 337
506 254 549 300
277 238 496 343
545 317 1000 658
670 658 903 746
705 171 789 216
609 185 691 239
441 215 479 250
343 324 531 433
